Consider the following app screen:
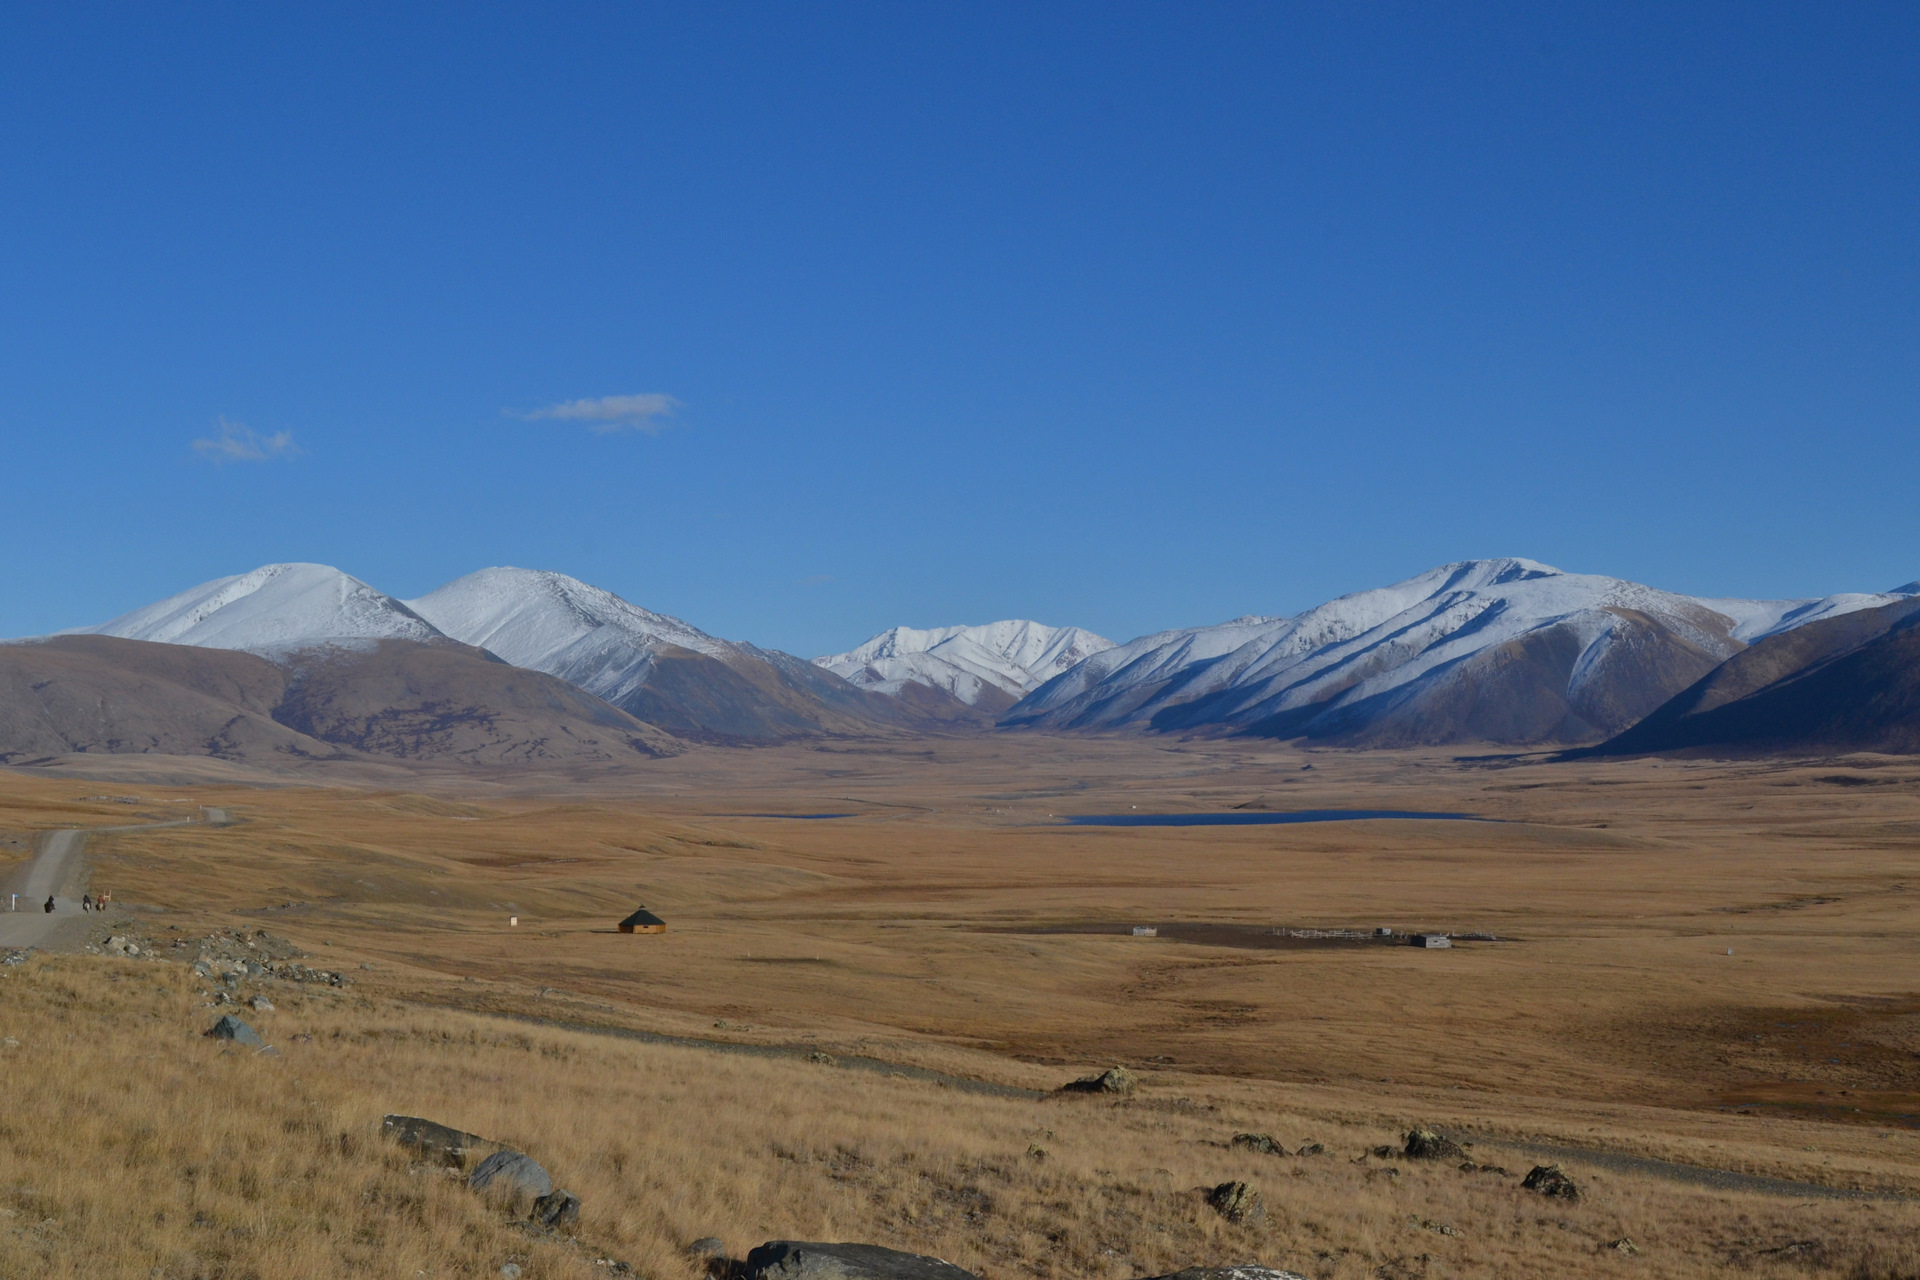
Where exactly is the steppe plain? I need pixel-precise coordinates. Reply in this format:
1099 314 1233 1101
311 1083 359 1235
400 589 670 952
3 733 1918 1278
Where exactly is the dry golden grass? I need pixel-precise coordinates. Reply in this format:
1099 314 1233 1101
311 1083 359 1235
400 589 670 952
1 952 1916 1280
3 736 1920 1276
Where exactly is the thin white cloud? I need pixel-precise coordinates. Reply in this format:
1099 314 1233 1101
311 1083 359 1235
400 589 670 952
192 417 300 463
517 393 681 435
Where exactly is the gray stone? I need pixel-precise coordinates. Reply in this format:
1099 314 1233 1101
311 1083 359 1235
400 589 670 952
1403 1126 1466 1160
203 1015 265 1048
248 995 274 1012
1522 1163 1581 1200
743 1242 979 1280
1231 1133 1283 1155
1143 1269 1309 1280
382 1114 486 1168
470 1149 553 1202
531 1188 580 1228
500 1266 523 1279
1204 1181 1264 1224
687 1239 728 1259
1060 1066 1135 1095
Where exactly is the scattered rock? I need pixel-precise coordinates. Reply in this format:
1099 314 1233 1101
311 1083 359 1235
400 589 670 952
1605 1238 1639 1256
1369 1144 1397 1159
1060 1066 1136 1095
1521 1163 1581 1200
1 1037 17 1049
248 995 274 1012
1402 1127 1466 1160
203 1015 265 1048
1419 1219 1461 1238
1025 1143 1047 1160
382 1115 487 1168
807 1051 837 1066
743 1241 979 1280
470 1149 554 1203
1205 1180 1264 1224
688 1239 729 1258
1459 1161 1512 1176
1294 1142 1327 1157
1231 1133 1284 1155
530 1188 580 1229
1141 1270 1308 1280
500 1265 523 1279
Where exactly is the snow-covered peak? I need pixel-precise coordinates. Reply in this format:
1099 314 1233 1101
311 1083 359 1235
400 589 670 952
406 567 731 665
817 620 1114 706
72 563 443 652
1005 558 1919 741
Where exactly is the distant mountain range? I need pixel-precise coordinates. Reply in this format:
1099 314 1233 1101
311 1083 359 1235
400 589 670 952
999 559 1917 746
3 557 1913 766
815 621 1114 714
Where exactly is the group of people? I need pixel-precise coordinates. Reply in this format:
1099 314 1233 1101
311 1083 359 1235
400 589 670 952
27 891 110 914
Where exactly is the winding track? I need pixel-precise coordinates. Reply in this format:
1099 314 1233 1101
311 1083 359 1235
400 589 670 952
0 811 218 949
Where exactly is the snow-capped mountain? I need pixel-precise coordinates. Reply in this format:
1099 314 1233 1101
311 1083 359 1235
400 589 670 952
816 621 1114 710
407 567 735 708
71 563 444 653
1003 559 1920 746
406 567 926 741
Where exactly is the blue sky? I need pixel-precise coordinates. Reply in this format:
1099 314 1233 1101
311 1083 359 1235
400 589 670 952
2 3 1915 655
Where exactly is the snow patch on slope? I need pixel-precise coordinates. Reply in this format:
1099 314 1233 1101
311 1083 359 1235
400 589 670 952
817 620 1114 705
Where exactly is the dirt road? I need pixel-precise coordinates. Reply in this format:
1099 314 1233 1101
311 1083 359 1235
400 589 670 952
0 812 213 949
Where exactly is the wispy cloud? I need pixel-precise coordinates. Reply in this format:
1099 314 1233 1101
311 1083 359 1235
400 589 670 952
516 393 681 435
192 417 300 463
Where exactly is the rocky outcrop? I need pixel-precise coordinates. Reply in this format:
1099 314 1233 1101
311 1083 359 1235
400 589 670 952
1230 1133 1284 1155
1402 1126 1465 1160
1522 1163 1581 1200
203 1015 265 1048
1060 1066 1135 1095
1204 1181 1264 1224
743 1241 979 1280
382 1114 486 1168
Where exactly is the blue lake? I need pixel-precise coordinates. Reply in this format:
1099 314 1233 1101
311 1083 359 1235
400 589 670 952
1062 809 1479 827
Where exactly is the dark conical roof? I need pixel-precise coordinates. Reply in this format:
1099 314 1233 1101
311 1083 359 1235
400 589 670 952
619 907 664 927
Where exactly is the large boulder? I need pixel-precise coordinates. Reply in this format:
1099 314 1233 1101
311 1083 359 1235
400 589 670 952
1402 1126 1466 1160
469 1149 554 1203
203 1015 265 1048
1521 1163 1581 1200
1204 1181 1264 1224
743 1242 979 1280
1060 1066 1136 1095
382 1114 487 1168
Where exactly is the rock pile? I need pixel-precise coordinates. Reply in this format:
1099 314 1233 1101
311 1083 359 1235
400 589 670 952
383 1114 583 1236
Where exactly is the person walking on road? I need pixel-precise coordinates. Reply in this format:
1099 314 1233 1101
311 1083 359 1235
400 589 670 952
42 896 54 914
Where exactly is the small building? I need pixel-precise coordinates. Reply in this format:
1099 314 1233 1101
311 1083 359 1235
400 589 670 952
618 907 666 935
1409 933 1451 949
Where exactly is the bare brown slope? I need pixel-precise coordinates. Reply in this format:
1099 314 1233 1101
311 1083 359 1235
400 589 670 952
0 636 679 766
0 635 327 762
271 640 681 763
609 645 971 743
1594 595 1920 756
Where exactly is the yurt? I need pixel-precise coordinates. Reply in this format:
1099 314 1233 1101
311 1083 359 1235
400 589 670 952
618 907 666 935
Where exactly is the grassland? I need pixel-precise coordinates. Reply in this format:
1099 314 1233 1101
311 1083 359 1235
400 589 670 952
3 733 1919 1277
